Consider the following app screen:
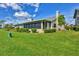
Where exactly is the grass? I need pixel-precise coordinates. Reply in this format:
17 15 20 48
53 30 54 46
0 30 79 56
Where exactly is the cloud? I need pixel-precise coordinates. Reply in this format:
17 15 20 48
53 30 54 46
27 3 40 12
0 4 7 8
0 3 39 22
14 11 31 18
27 3 40 17
32 7 39 17
4 16 15 24
30 3 40 8
31 3 40 17
27 3 40 8
6 3 22 10
0 3 22 11
35 7 39 12
14 11 35 22
0 3 40 11
32 14 36 17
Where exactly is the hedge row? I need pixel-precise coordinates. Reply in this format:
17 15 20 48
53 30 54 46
44 29 56 33
16 28 30 33
65 25 79 31
15 28 37 33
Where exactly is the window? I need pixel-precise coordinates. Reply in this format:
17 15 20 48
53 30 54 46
77 17 79 20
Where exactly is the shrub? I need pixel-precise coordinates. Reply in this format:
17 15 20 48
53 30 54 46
73 26 79 31
44 29 56 33
5 27 11 31
65 25 72 30
15 27 19 32
65 25 79 31
25 28 30 33
15 28 30 33
31 28 37 33
18 28 24 32
5 26 14 31
4 24 14 31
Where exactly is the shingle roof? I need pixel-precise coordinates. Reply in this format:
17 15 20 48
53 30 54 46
14 19 53 26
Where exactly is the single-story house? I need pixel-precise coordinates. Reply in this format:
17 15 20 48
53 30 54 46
73 9 79 25
15 19 56 33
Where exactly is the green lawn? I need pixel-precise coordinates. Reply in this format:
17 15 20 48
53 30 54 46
0 30 79 56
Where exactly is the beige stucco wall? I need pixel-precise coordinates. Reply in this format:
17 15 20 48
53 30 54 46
58 25 65 30
29 29 44 33
37 29 44 33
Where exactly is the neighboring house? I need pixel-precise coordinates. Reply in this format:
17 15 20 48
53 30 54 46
74 9 79 25
0 25 2 28
0 24 3 28
15 19 56 33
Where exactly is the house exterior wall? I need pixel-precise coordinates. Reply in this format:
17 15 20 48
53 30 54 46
43 22 51 29
15 20 56 30
19 25 24 28
23 21 53 29
74 10 79 26
58 25 65 30
75 17 79 25
0 25 2 28
15 24 24 28
24 22 41 29
0 24 4 28
37 29 44 33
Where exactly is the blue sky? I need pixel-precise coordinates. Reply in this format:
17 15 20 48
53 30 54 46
0 3 79 24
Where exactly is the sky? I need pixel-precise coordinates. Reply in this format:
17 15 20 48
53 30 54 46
0 3 79 24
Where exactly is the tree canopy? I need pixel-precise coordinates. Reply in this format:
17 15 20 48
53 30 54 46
58 15 65 25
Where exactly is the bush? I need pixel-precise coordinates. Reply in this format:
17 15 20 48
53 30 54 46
31 28 37 33
18 28 24 32
65 25 72 30
16 27 19 32
5 26 14 31
15 28 30 33
65 25 79 31
73 26 79 31
5 27 11 31
4 24 14 31
25 28 30 33
44 29 56 33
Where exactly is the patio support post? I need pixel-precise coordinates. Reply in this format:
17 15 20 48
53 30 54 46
51 22 53 29
41 22 43 29
47 22 49 29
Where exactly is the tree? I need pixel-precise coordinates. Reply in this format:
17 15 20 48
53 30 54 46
0 20 6 28
58 15 65 25
4 24 14 31
0 20 6 24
